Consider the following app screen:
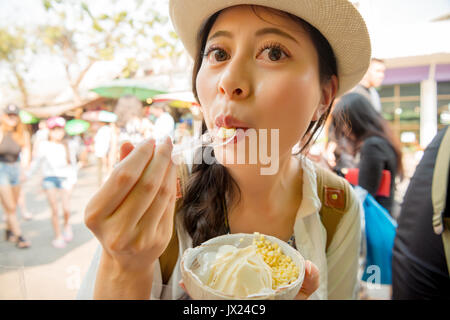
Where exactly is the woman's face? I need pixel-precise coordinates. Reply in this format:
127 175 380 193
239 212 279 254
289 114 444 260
2 114 20 128
196 5 330 167
49 127 65 141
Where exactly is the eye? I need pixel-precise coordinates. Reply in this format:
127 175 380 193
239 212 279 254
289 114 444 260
257 43 289 62
203 46 230 63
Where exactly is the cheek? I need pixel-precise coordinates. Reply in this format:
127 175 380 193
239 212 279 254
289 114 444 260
255 69 321 146
196 65 217 130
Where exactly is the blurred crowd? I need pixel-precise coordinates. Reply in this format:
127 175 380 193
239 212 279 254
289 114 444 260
0 95 198 250
304 58 449 299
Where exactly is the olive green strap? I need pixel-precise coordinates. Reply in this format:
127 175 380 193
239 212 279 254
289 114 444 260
315 164 349 251
431 126 450 275
442 227 450 276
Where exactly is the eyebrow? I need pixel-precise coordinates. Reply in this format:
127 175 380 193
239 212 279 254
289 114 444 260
207 28 298 44
207 30 233 42
255 28 298 44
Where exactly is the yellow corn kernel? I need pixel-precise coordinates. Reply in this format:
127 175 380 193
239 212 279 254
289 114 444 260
225 128 236 138
252 232 299 289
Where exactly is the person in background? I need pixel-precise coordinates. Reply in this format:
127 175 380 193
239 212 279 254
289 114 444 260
93 122 114 186
327 58 386 173
26 117 77 248
148 105 175 142
352 58 386 113
0 104 31 248
330 92 403 215
17 186 32 221
18 120 49 222
392 126 450 299
114 95 151 146
174 121 191 145
32 119 49 157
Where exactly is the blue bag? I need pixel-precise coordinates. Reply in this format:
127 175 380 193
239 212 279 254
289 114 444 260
360 190 398 285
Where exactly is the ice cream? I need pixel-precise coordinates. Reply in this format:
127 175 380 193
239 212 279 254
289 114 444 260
192 233 300 298
217 127 236 139
207 244 273 297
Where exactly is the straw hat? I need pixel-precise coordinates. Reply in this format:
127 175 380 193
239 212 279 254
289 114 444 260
169 0 371 97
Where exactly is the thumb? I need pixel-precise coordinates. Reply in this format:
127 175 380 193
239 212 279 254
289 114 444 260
295 260 320 300
119 141 134 161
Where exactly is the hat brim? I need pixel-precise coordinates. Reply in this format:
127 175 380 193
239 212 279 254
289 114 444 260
170 0 371 97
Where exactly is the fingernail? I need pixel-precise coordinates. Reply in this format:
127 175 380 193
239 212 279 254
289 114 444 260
147 138 156 148
165 136 173 145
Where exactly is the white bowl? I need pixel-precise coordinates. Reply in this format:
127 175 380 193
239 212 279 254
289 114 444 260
180 233 305 300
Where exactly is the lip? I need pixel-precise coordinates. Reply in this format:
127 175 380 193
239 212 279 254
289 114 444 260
214 114 250 130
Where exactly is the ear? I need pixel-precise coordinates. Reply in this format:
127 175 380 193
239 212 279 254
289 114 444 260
312 75 338 121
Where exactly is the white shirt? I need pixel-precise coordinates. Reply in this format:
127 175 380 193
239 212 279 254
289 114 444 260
28 140 77 180
369 87 382 113
94 125 112 158
153 112 175 141
77 157 361 300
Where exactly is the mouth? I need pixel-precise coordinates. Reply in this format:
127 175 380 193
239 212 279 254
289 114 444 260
214 114 250 140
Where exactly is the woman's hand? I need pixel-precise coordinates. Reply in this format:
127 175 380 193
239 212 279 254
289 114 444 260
294 260 320 299
84 137 178 296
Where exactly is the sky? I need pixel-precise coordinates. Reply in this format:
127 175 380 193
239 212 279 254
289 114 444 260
354 0 450 25
354 0 450 59
0 0 449 106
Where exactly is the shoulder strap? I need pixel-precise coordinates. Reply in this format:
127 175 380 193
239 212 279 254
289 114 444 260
431 126 450 275
315 163 351 251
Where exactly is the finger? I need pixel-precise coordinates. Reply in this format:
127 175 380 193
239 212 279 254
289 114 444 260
154 166 178 237
85 138 155 223
113 138 174 227
159 166 178 232
178 280 191 298
120 141 134 161
138 161 177 234
295 260 320 300
158 189 177 238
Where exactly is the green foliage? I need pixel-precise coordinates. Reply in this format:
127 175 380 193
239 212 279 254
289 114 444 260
121 58 139 78
0 28 26 61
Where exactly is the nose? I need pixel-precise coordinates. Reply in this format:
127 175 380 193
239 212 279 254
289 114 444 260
217 57 251 100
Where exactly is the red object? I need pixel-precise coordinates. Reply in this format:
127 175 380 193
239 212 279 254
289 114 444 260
344 168 391 197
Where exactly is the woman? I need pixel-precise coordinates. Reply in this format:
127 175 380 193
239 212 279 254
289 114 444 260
0 104 31 249
330 92 403 214
79 0 371 300
27 117 77 248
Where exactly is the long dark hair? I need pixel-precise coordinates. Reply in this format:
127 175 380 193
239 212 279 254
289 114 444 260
331 92 404 178
179 6 338 246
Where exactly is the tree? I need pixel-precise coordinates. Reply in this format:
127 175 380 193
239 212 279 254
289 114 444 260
0 27 32 107
38 0 182 104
